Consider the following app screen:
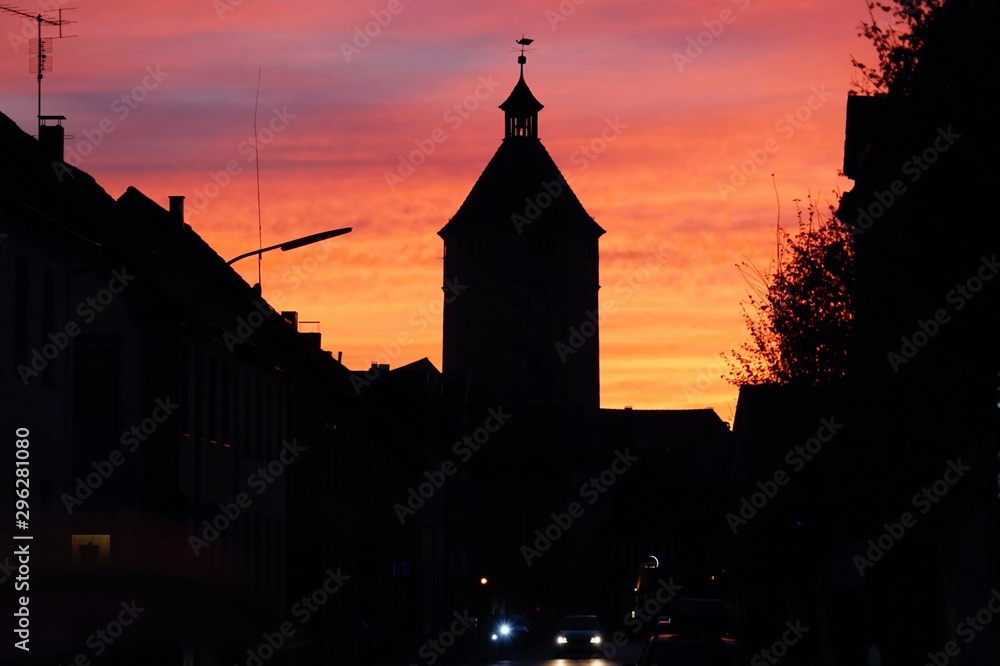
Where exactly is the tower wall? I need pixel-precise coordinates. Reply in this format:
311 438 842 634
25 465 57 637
441 222 600 417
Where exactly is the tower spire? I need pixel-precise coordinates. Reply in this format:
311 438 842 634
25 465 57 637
500 37 543 139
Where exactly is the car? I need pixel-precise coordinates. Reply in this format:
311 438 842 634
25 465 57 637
650 615 673 637
490 613 530 656
628 632 748 666
554 614 603 658
660 597 733 638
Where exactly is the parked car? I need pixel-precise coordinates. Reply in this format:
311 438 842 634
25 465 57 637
650 615 673 637
554 614 603 658
630 600 744 666
660 597 734 638
628 632 748 666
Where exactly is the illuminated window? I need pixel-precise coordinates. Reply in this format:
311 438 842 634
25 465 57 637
71 534 110 566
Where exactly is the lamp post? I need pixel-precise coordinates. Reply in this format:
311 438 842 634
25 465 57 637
226 227 353 266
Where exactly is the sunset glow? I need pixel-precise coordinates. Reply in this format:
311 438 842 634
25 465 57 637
0 1 879 422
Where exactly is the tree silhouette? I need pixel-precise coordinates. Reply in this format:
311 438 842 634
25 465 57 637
725 198 853 386
850 0 945 95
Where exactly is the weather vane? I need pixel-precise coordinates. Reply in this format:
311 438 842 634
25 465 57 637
515 36 534 65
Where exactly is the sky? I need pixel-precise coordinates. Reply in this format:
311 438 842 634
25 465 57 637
0 0 881 425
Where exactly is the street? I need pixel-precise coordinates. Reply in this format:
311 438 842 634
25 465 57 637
445 641 644 666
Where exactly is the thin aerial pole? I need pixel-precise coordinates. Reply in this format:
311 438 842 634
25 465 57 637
253 66 263 287
0 5 76 134
36 15 40 130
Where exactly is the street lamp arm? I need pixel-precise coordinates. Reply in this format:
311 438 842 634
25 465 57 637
279 227 352 251
226 240 287 266
226 227 353 265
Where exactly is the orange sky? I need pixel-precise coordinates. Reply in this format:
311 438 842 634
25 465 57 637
0 0 880 425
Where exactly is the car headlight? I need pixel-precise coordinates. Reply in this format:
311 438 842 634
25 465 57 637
491 634 498 641
500 625 510 636
590 636 602 644
556 635 567 644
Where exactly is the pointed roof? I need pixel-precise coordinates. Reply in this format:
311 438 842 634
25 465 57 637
499 67 544 116
438 138 605 237
439 47 603 237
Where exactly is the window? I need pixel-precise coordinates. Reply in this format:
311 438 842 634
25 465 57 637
72 338 120 431
13 252 28 366
479 509 497 544
524 509 544 542
193 348 203 443
526 289 549 322
42 267 54 387
221 361 230 446
176 344 191 438
527 237 543 256
207 355 217 443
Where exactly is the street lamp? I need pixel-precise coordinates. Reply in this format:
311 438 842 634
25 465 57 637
226 227 353 266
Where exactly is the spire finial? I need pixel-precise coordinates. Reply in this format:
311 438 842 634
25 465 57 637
516 36 533 74
501 37 542 139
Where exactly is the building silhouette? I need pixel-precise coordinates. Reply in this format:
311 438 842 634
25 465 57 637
0 44 742 664
433 50 734 634
730 2 999 661
438 52 605 450
0 109 471 666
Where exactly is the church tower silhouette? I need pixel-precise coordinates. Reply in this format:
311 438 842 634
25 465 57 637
438 44 605 441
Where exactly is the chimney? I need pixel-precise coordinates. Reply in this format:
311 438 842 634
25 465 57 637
38 115 66 163
337 351 343 363
300 332 322 350
169 196 185 227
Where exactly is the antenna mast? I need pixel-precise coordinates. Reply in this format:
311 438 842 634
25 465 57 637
0 5 77 135
253 66 263 288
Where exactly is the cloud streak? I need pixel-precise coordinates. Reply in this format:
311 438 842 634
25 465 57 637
0 0 878 418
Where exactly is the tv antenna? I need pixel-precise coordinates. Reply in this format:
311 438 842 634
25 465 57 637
0 4 77 135
253 65 263 288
